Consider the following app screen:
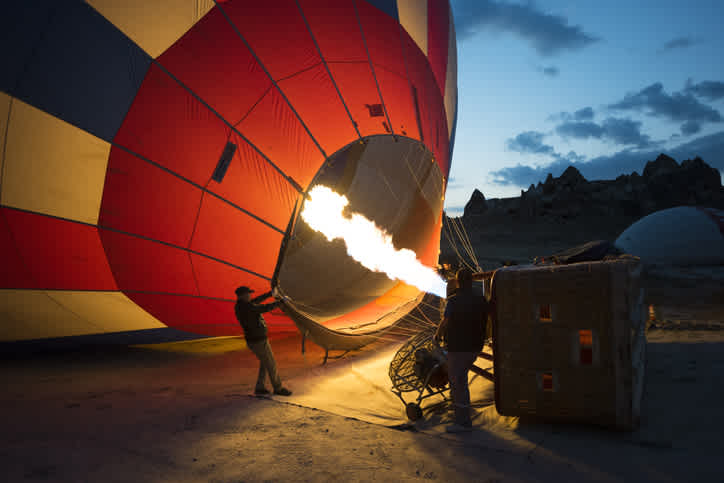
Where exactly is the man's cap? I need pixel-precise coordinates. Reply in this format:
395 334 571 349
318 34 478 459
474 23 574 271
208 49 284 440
235 286 255 296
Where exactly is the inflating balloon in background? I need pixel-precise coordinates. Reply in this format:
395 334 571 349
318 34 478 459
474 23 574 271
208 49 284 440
0 0 458 343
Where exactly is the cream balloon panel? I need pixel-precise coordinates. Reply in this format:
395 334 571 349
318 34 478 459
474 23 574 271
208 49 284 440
0 96 110 225
0 290 164 342
86 0 216 59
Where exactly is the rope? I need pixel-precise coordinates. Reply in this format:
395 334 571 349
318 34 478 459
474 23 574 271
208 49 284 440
442 216 475 271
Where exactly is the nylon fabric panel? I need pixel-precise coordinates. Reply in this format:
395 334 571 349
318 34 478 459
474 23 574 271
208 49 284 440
87 0 215 59
325 62 389 138
444 10 458 139
0 290 103 341
297 0 368 63
100 146 203 249
44 291 165 333
0 209 32 288
426 0 449 96
4 2 151 142
373 67 420 139
396 0 428 56
0 290 166 341
401 31 450 175
112 63 232 188
154 6 273 126
355 0 407 78
219 0 320 82
0 93 10 198
0 3 56 95
125 293 240 336
237 87 323 190
190 254 270 300
1 97 111 225
213 134 297 230
277 63 359 156
3 208 117 291
99 229 199 295
188 194 283 279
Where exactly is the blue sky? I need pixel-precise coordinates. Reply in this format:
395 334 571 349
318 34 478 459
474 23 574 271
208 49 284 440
444 0 724 214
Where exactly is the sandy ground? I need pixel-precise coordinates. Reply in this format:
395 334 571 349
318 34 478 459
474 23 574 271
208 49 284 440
2 271 724 482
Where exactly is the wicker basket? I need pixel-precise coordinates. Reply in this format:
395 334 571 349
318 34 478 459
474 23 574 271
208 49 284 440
492 259 646 430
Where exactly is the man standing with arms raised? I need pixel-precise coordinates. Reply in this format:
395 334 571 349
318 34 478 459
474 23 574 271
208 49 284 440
235 286 292 396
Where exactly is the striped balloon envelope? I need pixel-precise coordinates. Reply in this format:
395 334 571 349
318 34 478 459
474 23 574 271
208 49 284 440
0 0 458 345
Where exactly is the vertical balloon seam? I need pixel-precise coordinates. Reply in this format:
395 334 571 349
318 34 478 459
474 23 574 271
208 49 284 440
294 0 363 141
0 97 12 198
351 0 396 138
212 0 329 164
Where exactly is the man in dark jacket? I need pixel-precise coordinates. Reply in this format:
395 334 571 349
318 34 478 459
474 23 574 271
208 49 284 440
434 268 488 432
235 286 292 396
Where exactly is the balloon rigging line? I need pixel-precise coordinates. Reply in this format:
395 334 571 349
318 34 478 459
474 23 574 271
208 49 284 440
212 1 329 160
294 0 363 141
351 0 396 138
452 216 480 270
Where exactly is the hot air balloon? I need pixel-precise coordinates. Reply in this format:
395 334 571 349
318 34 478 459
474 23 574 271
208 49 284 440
0 0 458 349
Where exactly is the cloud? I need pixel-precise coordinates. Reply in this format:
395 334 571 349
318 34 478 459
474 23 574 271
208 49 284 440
452 0 599 55
490 130 724 187
661 36 701 52
609 82 722 124
554 117 655 148
540 65 559 77
548 106 595 122
680 120 701 136
556 121 604 139
684 79 724 102
505 131 555 155
573 107 594 121
600 118 655 148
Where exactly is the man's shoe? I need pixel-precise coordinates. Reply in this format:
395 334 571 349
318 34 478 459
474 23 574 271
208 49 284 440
445 423 473 433
274 387 292 396
254 387 270 395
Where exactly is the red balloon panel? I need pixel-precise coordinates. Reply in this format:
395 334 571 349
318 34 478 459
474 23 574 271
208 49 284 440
188 193 283 279
298 0 368 63
355 0 406 78
236 87 324 189
325 62 388 138
113 64 232 188
0 209 33 289
220 0 321 82
4 208 117 291
189 254 269 300
277 63 360 155
212 134 298 230
373 67 420 139
100 146 204 248
100 229 199 295
156 7 273 126
427 0 450 95
126 292 240 336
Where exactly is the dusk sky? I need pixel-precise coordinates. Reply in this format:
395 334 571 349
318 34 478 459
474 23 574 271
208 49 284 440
444 0 724 215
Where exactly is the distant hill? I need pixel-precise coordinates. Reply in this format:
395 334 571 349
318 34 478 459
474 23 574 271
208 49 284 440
441 154 724 268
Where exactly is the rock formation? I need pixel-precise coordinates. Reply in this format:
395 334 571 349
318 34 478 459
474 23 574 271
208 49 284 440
459 154 724 224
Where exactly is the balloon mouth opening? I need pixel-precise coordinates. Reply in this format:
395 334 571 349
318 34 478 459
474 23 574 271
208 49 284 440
274 135 445 334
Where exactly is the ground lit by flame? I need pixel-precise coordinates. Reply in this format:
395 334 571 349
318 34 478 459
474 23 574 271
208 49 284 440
301 185 447 298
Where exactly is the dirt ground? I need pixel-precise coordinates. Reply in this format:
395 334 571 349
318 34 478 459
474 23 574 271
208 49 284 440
2 269 724 482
